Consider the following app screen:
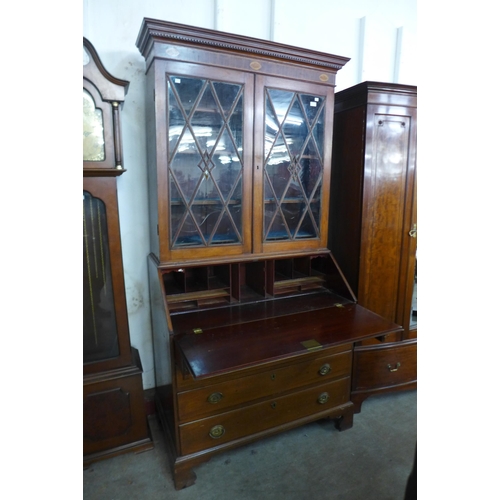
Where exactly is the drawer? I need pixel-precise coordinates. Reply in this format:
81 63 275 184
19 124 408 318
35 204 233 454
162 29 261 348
177 349 352 422
179 376 350 455
352 340 417 391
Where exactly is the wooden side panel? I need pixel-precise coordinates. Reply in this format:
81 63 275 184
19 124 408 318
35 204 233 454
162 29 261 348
83 366 152 459
329 105 366 294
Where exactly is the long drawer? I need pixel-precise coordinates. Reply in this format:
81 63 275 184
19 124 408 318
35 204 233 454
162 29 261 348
179 376 350 455
177 348 352 422
352 340 417 391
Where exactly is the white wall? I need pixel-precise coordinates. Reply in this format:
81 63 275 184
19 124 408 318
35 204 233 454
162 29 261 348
83 0 417 389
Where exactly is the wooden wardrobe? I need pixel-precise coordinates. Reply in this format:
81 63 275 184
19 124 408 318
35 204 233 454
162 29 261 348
329 81 417 411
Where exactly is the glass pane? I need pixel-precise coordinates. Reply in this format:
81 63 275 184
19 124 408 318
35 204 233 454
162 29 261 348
83 191 119 363
411 253 417 327
265 202 290 240
282 96 307 157
167 84 186 161
83 89 105 161
168 76 244 248
228 95 244 151
263 88 325 242
171 76 204 116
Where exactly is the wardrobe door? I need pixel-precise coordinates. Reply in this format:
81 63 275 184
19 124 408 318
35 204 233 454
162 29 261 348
358 105 416 331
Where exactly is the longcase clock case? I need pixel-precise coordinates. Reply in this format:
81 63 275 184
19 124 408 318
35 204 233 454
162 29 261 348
137 19 403 490
83 37 152 466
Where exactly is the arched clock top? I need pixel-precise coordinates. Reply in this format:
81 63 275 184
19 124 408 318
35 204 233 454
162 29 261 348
83 38 129 102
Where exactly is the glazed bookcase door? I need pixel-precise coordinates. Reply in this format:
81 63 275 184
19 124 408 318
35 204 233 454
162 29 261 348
253 76 334 254
157 63 254 262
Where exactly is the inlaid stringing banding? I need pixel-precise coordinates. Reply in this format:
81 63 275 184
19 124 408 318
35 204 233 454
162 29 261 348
150 31 344 71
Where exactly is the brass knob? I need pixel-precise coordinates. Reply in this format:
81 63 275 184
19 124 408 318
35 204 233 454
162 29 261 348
209 425 225 439
207 392 223 404
318 363 331 376
317 392 329 404
387 362 401 372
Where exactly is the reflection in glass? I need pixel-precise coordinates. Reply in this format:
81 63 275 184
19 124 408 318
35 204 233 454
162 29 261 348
264 89 325 241
410 252 417 327
83 89 105 161
83 191 119 363
167 76 244 247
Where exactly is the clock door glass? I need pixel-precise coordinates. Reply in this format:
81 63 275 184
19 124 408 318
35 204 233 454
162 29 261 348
83 191 119 363
83 89 105 161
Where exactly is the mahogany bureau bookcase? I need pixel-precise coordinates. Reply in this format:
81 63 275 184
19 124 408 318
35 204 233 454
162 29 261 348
136 19 402 490
329 82 417 411
83 38 152 466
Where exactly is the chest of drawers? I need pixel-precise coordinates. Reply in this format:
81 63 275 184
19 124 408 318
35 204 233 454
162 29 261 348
177 347 352 456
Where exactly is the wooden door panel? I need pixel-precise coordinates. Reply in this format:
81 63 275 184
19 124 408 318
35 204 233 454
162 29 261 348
359 113 411 321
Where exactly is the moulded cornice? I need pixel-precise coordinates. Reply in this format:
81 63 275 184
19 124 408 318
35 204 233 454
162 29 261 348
83 37 130 101
136 18 350 72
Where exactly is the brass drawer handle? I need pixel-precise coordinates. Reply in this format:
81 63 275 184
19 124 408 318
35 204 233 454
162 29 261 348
387 362 401 372
318 363 331 376
207 392 223 404
317 392 329 404
209 425 225 439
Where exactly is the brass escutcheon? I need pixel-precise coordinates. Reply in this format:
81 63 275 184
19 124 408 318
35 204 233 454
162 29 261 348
207 392 223 404
209 425 225 439
319 363 331 376
317 392 329 404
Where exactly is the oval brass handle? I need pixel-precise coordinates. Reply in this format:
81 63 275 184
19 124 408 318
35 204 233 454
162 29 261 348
317 392 329 404
318 363 331 376
207 392 223 404
209 425 225 439
409 224 417 238
387 362 401 372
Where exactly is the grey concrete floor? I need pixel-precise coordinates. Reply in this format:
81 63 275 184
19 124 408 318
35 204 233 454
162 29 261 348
83 389 416 500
